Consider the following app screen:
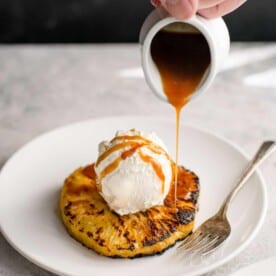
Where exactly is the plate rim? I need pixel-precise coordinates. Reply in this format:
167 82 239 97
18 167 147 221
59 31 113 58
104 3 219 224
0 115 268 276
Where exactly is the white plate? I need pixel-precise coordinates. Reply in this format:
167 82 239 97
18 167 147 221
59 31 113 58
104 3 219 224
230 257 276 276
0 116 267 276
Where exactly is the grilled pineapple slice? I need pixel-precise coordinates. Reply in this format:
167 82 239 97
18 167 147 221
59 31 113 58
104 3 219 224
60 164 199 258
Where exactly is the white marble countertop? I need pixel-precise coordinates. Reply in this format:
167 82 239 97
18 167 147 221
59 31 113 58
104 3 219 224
0 43 276 275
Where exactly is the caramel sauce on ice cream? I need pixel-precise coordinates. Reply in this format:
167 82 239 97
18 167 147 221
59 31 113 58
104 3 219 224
94 130 173 215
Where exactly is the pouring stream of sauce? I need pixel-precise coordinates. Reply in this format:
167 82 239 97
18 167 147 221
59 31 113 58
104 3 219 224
151 25 211 205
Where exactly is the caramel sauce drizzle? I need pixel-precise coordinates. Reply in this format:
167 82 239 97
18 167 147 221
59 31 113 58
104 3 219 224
96 141 142 166
96 135 169 194
138 151 165 193
151 30 211 205
110 135 154 144
121 144 144 160
97 135 169 167
110 135 171 158
100 156 122 183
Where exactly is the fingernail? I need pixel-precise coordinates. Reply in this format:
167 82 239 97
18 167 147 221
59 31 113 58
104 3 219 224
240 0 248 6
151 0 161 7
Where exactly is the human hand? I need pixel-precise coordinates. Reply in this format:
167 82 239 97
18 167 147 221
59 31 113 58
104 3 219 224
151 0 247 19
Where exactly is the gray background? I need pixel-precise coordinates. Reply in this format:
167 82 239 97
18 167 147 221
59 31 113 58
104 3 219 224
0 0 275 42
0 43 276 275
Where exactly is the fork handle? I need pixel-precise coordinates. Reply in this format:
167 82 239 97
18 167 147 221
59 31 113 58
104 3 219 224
218 141 276 219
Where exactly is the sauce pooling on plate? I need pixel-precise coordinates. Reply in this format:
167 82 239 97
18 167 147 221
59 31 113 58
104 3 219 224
151 23 211 205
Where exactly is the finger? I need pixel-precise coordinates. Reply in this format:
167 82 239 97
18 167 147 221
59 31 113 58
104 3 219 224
198 0 224 9
151 0 161 7
198 0 247 18
160 0 198 19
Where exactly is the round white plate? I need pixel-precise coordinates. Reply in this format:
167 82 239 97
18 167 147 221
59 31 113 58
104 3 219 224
230 257 276 276
0 116 267 276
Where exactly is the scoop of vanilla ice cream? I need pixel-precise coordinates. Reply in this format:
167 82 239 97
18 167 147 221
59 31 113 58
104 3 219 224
94 129 172 215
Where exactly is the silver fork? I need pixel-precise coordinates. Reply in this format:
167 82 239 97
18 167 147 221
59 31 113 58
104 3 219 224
178 141 276 255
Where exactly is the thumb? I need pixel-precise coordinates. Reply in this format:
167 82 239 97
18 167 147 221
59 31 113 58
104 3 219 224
160 0 198 19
